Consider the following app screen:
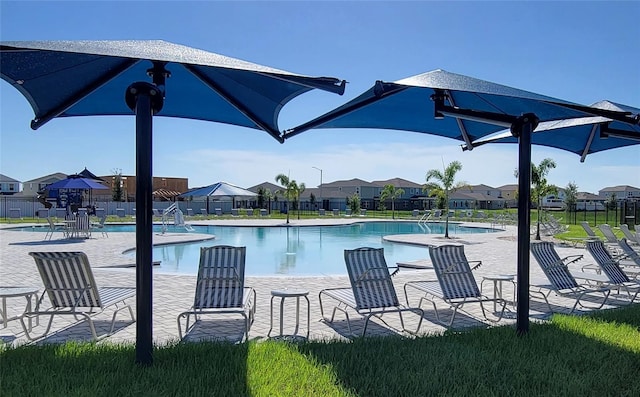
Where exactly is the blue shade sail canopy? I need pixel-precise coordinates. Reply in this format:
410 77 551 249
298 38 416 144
179 182 257 198
465 101 640 161
45 176 109 190
0 40 346 366
283 68 640 338
0 40 346 142
284 69 595 145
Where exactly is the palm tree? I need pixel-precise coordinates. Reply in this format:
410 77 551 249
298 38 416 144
515 158 558 240
292 182 306 220
380 184 405 219
275 174 305 223
275 174 293 224
424 161 464 238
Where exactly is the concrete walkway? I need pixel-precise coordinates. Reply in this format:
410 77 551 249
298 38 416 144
0 218 619 346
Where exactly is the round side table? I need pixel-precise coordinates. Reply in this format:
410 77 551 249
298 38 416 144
0 286 40 331
481 275 516 312
268 289 310 340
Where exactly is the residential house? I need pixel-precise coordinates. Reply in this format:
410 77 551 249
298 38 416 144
599 185 640 201
18 172 68 196
449 184 505 210
371 178 425 211
320 178 373 210
497 184 518 208
248 182 285 211
0 174 20 195
541 187 567 209
576 192 605 211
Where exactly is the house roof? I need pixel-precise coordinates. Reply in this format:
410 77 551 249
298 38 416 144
370 178 422 188
0 174 20 183
577 192 602 200
599 185 640 192
22 172 67 184
466 184 497 191
248 182 283 193
322 178 372 188
497 184 518 190
450 191 504 201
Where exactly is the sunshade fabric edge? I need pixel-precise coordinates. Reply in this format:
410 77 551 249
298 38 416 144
283 69 597 141
0 40 346 92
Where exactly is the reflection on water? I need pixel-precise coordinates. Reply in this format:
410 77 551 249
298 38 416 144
121 222 497 276
279 227 304 274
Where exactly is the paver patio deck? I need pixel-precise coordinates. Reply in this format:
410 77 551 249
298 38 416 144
0 218 623 345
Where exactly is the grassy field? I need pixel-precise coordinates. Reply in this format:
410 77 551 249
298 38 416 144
2 304 640 396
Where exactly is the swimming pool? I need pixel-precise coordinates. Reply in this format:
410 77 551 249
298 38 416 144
116 222 498 276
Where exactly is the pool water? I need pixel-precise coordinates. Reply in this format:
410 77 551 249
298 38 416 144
116 222 498 276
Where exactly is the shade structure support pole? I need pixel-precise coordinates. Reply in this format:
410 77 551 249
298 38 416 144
126 81 165 366
511 113 538 336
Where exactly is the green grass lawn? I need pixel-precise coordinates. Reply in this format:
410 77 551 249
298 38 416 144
554 224 625 243
2 304 640 396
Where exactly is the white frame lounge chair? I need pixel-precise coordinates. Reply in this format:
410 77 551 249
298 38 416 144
530 241 610 314
177 245 256 341
617 238 640 266
23 252 136 341
44 217 65 240
318 247 424 337
598 224 621 246
90 214 108 237
584 240 639 303
580 222 602 240
618 224 639 246
403 244 506 327
564 221 604 246
596 238 640 280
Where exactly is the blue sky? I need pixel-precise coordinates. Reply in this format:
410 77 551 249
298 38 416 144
1 1 639 194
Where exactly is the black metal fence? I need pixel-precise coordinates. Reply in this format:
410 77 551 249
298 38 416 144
564 199 639 227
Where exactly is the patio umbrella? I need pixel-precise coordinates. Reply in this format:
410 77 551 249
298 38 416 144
284 69 639 335
45 175 109 190
45 175 109 208
1 40 346 365
464 100 640 161
179 181 257 213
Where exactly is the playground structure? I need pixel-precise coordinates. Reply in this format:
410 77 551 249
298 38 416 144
161 202 194 233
